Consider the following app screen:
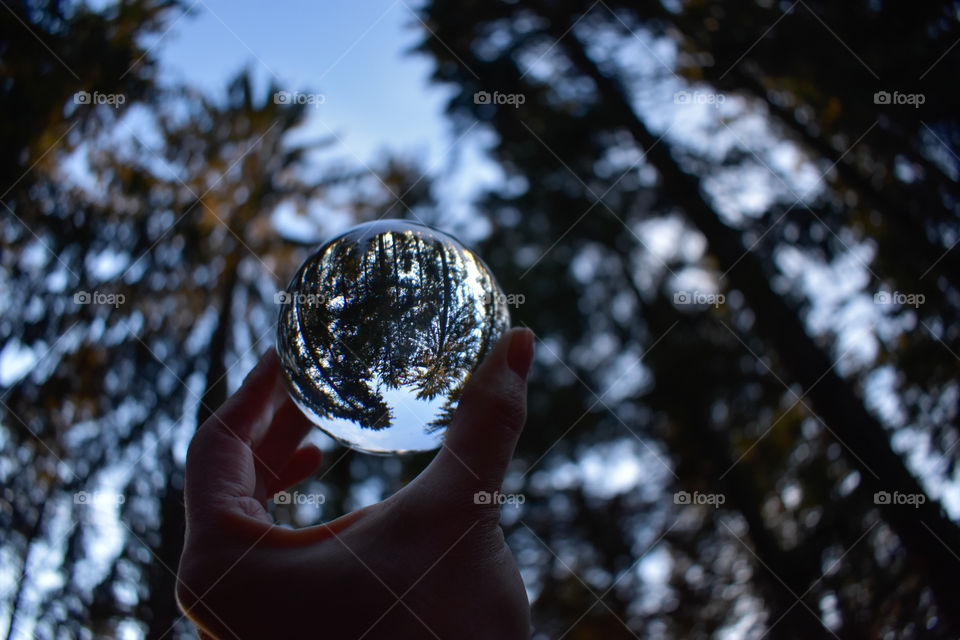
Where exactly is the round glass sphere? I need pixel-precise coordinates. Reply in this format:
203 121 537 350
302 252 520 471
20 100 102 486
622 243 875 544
276 219 511 454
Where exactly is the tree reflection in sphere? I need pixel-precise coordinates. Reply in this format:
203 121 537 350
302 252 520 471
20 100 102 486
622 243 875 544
276 219 511 454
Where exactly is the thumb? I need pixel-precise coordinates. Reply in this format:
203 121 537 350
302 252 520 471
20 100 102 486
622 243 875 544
424 327 534 493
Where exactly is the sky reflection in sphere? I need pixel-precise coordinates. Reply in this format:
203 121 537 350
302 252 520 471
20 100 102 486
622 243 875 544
276 219 511 454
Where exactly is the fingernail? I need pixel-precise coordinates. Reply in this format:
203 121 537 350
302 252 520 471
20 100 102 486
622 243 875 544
507 328 534 381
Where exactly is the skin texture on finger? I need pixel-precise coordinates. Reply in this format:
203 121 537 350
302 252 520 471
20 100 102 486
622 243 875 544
254 395 315 471
252 396 317 500
264 444 324 498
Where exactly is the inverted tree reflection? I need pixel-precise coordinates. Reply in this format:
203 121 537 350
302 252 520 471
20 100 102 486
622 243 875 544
278 222 509 438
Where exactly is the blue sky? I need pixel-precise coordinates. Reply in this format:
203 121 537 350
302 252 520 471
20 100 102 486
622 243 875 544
158 0 447 162
152 0 501 239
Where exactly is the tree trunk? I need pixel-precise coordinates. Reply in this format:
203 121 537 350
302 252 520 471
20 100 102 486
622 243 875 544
539 8 960 633
727 68 960 297
4 492 50 640
618 262 841 640
146 258 239 640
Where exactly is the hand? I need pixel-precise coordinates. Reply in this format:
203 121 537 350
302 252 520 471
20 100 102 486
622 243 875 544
176 328 535 640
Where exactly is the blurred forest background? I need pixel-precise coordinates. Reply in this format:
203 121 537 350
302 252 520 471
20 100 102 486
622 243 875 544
2 0 959 638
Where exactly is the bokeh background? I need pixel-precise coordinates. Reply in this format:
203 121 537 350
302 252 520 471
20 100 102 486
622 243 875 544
2 1 959 638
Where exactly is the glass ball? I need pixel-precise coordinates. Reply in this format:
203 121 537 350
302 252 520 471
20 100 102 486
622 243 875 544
276 219 511 454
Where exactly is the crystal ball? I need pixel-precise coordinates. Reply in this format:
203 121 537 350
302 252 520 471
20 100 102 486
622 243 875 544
276 219 511 454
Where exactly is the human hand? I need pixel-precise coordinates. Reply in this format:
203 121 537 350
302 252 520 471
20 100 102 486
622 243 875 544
176 328 535 639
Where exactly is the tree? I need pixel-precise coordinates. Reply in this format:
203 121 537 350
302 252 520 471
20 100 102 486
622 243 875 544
415 0 959 636
279 221 509 437
0 2 433 637
5 0 959 637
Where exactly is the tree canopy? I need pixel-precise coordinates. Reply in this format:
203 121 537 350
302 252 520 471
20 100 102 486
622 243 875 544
1 0 958 638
